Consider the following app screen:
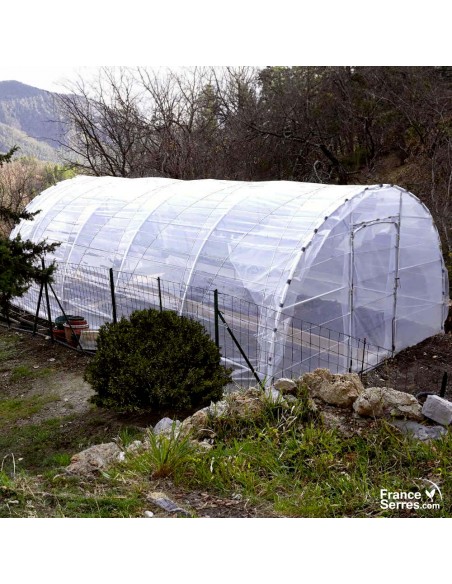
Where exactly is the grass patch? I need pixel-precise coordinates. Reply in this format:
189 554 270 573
115 426 144 448
0 416 90 472
0 471 145 518
176 419 452 518
54 493 143 518
0 410 147 474
0 418 65 471
43 452 72 468
10 365 52 383
0 394 59 422
2 413 452 517
115 392 452 517
10 365 34 381
0 334 18 359
1 382 451 518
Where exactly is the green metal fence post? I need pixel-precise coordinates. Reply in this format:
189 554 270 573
109 268 117 324
41 258 54 342
157 277 163 312
33 279 44 336
217 308 264 389
214 289 220 348
360 337 367 378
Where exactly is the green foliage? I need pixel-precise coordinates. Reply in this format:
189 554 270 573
178 417 452 518
0 146 19 165
40 162 76 188
0 414 123 474
115 426 143 448
0 470 15 489
9 365 52 383
44 452 72 468
2 394 452 517
0 334 17 363
85 308 232 413
0 228 58 316
53 493 142 518
206 387 319 445
0 146 59 317
0 394 58 421
130 426 196 479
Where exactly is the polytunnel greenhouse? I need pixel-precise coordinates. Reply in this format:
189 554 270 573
11 176 449 384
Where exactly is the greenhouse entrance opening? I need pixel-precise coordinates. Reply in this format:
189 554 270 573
351 219 399 352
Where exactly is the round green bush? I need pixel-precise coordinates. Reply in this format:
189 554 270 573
84 308 232 413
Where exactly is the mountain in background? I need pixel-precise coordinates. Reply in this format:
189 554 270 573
0 81 65 162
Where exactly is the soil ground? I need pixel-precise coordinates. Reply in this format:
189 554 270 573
0 325 260 517
364 333 452 400
1 323 451 517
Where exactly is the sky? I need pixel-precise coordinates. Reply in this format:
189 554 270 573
0 66 100 93
0 1 447 94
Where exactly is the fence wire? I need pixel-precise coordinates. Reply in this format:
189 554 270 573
13 261 397 387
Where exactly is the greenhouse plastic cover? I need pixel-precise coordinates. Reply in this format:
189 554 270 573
11 176 449 381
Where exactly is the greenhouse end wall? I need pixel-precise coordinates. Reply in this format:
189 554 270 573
10 177 449 383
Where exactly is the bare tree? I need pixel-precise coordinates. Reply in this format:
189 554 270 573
54 66 452 239
136 66 259 179
366 67 452 254
56 67 160 177
0 156 59 236
56 66 263 180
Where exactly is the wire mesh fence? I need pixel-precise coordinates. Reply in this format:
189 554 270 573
13 261 396 387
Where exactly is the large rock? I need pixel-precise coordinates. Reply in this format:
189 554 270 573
391 419 447 441
153 417 181 436
147 492 191 517
274 378 297 395
353 387 423 420
320 409 353 436
180 409 214 440
126 440 144 453
65 442 122 476
300 368 363 408
207 400 228 417
263 388 285 404
422 395 452 426
224 388 267 420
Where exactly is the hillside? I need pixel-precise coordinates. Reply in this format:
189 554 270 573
0 81 64 161
0 121 61 162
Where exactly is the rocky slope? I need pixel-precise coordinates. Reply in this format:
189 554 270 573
0 81 64 160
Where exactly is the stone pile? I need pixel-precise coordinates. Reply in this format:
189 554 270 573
65 368 451 476
297 368 450 441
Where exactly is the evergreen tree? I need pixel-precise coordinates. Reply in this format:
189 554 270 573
0 147 59 320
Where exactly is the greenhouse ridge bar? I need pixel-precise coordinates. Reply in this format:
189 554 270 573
11 177 449 381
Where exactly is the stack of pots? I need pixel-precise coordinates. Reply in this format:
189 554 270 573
61 315 89 346
53 315 70 341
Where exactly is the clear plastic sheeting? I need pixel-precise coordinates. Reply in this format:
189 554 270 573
11 177 449 382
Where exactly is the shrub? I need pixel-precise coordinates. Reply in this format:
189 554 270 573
84 308 231 413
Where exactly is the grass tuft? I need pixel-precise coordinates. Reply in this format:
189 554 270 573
124 425 195 480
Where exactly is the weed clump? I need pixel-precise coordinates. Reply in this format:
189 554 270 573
84 308 231 413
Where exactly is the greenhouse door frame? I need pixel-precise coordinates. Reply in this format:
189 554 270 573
349 217 401 355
